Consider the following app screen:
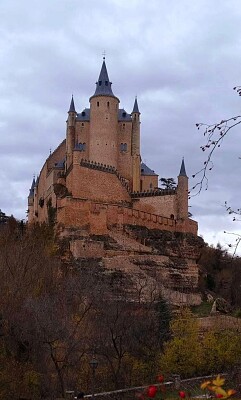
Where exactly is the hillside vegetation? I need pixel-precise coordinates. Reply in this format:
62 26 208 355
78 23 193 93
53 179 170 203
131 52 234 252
1 219 241 399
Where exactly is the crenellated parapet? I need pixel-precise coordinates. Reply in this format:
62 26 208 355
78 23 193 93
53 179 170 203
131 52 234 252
131 188 176 198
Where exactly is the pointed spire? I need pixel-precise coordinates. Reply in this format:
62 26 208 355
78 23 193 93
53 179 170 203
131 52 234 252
35 175 39 187
93 58 114 97
29 177 36 197
179 158 187 177
68 95 76 113
132 96 140 114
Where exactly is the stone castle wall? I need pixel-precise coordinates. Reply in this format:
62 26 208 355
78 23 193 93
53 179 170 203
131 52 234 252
134 194 177 218
140 174 158 191
57 196 197 235
66 164 131 203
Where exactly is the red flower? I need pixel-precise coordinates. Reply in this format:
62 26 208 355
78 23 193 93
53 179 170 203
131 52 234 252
179 391 186 398
147 386 158 398
215 395 223 399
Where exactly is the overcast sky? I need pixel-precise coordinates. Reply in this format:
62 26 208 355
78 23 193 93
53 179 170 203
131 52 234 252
1 0 241 250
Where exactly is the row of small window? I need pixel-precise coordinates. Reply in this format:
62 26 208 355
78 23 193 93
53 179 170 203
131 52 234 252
81 123 126 128
76 143 128 152
98 80 109 86
97 101 110 107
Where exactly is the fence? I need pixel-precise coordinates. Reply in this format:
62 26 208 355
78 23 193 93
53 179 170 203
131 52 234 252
64 372 241 400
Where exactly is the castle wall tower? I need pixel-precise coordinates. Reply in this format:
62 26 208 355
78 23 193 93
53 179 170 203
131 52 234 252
177 158 188 219
131 98 141 192
66 96 76 170
28 177 35 222
89 59 120 168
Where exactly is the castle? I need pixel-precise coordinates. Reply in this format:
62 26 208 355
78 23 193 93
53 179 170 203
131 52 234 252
28 58 197 237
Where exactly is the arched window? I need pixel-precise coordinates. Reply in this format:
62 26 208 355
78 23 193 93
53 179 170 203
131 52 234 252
107 101 109 108
97 101 99 107
150 183 153 189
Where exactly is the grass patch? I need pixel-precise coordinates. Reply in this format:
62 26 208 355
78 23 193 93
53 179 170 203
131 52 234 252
190 301 212 317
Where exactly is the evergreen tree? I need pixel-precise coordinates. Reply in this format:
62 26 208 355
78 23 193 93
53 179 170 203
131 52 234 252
159 177 176 190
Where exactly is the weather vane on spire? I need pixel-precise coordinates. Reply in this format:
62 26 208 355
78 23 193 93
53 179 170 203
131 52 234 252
102 50 106 60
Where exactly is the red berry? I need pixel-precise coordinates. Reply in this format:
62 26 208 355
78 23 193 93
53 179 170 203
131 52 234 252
147 386 158 398
157 375 164 383
179 391 186 398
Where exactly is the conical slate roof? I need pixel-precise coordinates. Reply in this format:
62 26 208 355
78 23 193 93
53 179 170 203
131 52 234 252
93 59 115 97
68 95 76 113
29 177 35 197
179 158 187 177
132 97 140 113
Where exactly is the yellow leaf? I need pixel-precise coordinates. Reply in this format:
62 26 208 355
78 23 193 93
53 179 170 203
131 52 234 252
200 380 211 390
212 375 225 387
227 389 236 397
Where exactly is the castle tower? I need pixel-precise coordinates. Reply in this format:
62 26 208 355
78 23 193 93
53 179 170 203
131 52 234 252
89 58 120 167
177 158 188 219
28 177 35 221
66 95 76 170
131 97 141 192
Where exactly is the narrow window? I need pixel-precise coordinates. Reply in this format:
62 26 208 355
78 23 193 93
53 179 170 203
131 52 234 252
78 143 86 151
97 101 99 107
99 81 102 86
123 123 125 129
105 81 108 86
120 143 127 152
107 101 109 108
150 183 153 189
81 123 84 126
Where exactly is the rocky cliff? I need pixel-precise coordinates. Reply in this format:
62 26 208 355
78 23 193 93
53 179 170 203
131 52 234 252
61 224 204 306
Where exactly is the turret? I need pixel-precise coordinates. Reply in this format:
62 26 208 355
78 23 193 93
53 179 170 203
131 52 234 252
89 58 120 167
28 177 35 222
177 158 188 219
66 95 77 170
68 95 76 126
131 97 141 192
28 177 35 199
